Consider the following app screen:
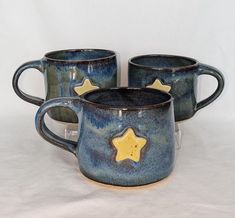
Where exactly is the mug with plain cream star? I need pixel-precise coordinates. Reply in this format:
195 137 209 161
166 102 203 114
128 54 224 121
35 88 175 186
12 49 118 123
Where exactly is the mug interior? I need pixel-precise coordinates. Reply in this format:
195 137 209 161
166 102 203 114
45 49 115 61
83 88 172 109
130 55 197 69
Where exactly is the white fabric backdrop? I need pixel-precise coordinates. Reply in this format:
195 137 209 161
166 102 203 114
0 0 235 217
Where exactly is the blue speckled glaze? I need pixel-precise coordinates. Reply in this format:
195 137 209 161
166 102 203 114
35 88 175 186
13 49 118 123
128 55 224 121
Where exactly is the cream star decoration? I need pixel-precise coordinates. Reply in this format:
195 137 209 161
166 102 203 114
146 79 171 92
74 79 99 96
111 128 147 162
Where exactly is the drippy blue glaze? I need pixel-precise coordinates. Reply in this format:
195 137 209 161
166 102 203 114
13 49 118 123
128 54 224 121
35 88 175 186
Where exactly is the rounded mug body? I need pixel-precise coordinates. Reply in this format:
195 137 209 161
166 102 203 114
128 55 224 121
35 88 175 186
13 49 118 123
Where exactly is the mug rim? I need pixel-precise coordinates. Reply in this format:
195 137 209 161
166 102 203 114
80 87 173 111
44 48 116 63
129 54 199 72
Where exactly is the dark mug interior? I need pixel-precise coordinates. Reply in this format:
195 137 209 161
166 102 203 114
130 55 197 69
83 88 172 109
45 49 116 62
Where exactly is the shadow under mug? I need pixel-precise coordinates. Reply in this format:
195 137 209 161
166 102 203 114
128 54 224 121
35 88 175 187
13 49 118 123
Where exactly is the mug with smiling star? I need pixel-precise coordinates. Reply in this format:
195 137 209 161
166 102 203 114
128 54 224 121
13 49 118 123
35 88 175 186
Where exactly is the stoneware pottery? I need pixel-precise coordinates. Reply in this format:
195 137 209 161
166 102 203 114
35 88 175 186
128 54 224 121
13 49 118 123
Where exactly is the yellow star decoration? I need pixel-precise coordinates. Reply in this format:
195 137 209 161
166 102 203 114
111 128 147 162
147 79 171 92
74 79 99 96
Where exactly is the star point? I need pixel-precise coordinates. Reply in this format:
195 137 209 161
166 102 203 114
111 128 147 162
147 79 171 92
74 79 99 96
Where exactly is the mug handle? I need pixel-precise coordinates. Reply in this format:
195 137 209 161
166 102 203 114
35 97 82 155
195 63 224 111
12 60 44 106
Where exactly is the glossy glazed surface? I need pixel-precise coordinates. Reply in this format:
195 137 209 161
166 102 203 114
35 88 175 186
13 49 118 123
128 55 224 121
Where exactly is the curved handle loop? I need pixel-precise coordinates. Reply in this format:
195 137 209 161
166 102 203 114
35 97 82 155
12 60 44 106
196 63 225 111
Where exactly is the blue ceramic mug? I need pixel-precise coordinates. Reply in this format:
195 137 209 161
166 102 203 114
13 49 118 123
128 54 224 121
35 88 175 186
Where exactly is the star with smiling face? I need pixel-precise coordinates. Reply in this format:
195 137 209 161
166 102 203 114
146 79 171 92
74 79 99 96
111 128 147 162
